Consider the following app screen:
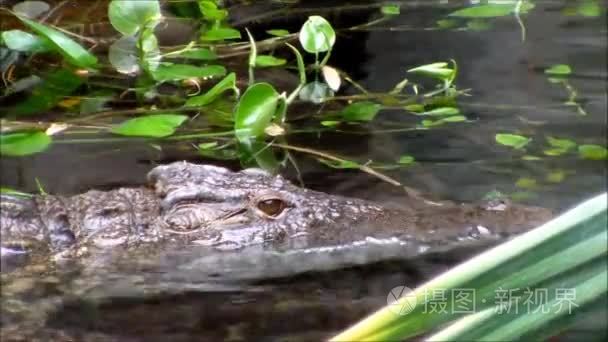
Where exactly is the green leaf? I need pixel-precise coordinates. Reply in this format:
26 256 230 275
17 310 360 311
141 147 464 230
577 2 602 17
333 192 607 342
198 0 228 21
397 155 415 165
578 144 608 160
449 4 515 18
515 177 538 189
0 131 51 156
543 148 568 156
441 115 467 122
546 136 576 150
340 101 382 122
321 120 340 127
234 83 280 140
299 15 336 53
139 28 162 72
1 29 52 52
381 4 400 15
255 55 287 67
201 27 241 41
111 114 188 138
237 139 279 173
170 47 217 60
17 16 98 68
11 69 83 116
185 73 238 107
407 62 454 80
495 133 532 149
419 106 460 116
267 29 290 37
546 170 566 183
545 64 572 76
0 187 32 197
151 64 226 81
108 0 161 35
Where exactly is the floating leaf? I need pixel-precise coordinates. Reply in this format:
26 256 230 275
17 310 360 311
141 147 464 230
0 131 51 156
299 15 336 53
419 106 460 116
1 29 51 52
577 2 601 17
449 4 515 18
522 155 542 161
546 136 576 150
545 64 572 76
234 83 280 140
11 69 83 116
201 27 241 41
321 120 340 127
255 55 286 67
515 177 538 190
185 73 238 107
151 64 226 81
341 101 381 122
381 5 400 15
495 133 531 150
267 29 290 37
398 155 415 164
17 16 98 68
543 148 568 156
299 81 333 104
111 114 188 138
108 0 161 35
578 144 608 160
546 170 566 183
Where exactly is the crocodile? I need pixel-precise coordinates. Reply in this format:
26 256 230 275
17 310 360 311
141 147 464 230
0 161 556 341
1 161 553 271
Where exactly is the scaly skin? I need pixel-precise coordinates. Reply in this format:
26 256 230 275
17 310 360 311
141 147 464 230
1 161 553 270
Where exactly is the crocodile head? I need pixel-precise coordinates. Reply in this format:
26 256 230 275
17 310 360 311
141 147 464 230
148 162 387 249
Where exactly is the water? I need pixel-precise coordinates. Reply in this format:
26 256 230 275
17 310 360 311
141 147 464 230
1 0 606 340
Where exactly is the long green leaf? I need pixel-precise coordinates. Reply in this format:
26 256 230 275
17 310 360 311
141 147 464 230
331 193 607 341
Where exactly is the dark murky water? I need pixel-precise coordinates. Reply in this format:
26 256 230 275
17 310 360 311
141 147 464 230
1 1 606 340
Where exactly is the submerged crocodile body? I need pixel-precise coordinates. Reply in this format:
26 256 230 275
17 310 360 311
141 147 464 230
1 161 553 270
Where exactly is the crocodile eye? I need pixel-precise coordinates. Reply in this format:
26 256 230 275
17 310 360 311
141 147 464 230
256 198 287 218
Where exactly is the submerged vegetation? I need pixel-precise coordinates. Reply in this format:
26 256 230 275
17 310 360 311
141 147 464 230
1 0 605 191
